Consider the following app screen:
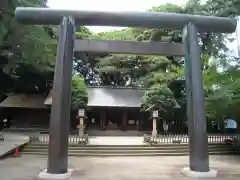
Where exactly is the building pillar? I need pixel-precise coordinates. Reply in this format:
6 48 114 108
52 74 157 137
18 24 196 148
100 110 106 131
139 117 143 131
158 118 164 133
44 17 75 175
182 23 209 173
100 110 102 130
100 112 102 131
122 111 127 131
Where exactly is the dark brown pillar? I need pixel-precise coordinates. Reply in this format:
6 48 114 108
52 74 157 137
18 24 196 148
103 111 106 130
47 16 75 174
100 111 103 131
183 23 209 172
100 110 106 131
139 117 143 131
122 111 127 131
139 113 144 131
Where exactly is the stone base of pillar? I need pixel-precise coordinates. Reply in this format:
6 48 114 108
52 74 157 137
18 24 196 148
38 169 73 179
181 167 217 178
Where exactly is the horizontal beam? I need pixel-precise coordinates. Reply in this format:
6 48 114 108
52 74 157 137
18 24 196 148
74 40 184 56
15 7 237 33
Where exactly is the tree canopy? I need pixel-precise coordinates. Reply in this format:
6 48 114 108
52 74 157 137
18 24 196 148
1 0 240 119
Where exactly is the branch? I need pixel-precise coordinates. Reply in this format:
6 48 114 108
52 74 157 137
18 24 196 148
0 8 14 17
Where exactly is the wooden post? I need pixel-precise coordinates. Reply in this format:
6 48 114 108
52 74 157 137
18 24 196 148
152 118 157 130
152 110 158 141
78 117 84 138
122 111 127 131
47 17 74 174
77 109 85 137
183 23 209 172
100 111 102 131
152 118 157 135
101 110 106 131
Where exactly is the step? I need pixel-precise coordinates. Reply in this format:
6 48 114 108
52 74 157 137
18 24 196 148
24 145 233 151
21 151 240 156
27 143 230 148
23 146 238 153
23 146 235 151
23 149 237 154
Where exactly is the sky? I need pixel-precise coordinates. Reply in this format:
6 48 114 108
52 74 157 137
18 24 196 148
47 0 240 57
47 0 187 33
228 17 240 57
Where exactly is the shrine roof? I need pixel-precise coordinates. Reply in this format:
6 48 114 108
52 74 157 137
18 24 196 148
44 86 145 108
87 86 145 108
0 94 46 108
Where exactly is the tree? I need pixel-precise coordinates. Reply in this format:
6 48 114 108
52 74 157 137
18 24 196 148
200 0 240 123
71 75 87 110
141 84 177 112
87 1 240 126
2 0 240 126
0 0 93 96
78 4 187 117
205 57 240 122
0 0 57 96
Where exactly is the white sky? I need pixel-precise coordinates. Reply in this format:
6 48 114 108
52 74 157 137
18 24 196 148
47 0 187 32
229 17 240 57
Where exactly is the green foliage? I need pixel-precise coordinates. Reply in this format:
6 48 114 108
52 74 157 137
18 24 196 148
76 26 93 39
0 0 58 96
132 3 184 43
206 63 240 121
141 84 177 111
203 0 240 17
89 29 134 40
0 0 57 69
71 75 87 110
90 0 240 122
0 0 93 95
1 0 240 125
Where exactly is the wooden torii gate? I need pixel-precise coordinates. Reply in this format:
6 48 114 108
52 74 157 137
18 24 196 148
15 7 236 178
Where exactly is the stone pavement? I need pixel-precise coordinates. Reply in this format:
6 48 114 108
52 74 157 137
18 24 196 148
89 136 145 145
1 155 240 180
0 132 29 158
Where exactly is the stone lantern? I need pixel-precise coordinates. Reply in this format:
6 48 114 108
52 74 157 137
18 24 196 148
77 109 85 138
152 109 158 141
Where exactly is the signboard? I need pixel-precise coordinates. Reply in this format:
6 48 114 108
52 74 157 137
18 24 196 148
152 110 158 118
78 109 85 117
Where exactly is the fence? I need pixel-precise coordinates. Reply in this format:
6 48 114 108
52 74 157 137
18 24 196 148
29 133 88 145
144 133 240 144
29 133 240 145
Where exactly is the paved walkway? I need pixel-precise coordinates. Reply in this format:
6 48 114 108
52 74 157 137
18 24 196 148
1 155 240 180
89 136 145 145
0 132 29 158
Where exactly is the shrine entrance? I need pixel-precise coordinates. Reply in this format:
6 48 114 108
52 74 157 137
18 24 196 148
15 6 237 176
86 107 143 131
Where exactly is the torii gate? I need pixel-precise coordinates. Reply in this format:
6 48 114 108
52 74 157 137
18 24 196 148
15 7 236 179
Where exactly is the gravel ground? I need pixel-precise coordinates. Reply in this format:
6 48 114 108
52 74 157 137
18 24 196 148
1 155 240 180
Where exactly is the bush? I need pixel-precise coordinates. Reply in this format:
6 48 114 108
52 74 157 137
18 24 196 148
141 84 177 111
71 75 87 110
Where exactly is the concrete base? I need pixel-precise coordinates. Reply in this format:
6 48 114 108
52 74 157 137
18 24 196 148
38 169 73 179
181 167 217 178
